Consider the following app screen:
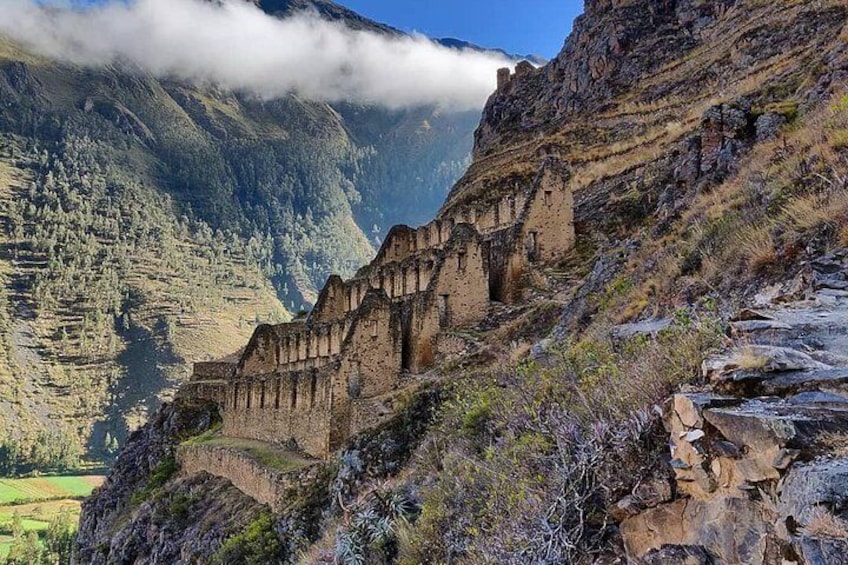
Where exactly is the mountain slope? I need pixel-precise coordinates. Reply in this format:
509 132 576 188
251 0 399 33
0 1 481 468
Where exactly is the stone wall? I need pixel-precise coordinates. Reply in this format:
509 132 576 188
520 158 575 264
177 444 320 512
239 319 351 377
178 381 227 405
222 368 334 458
431 224 490 328
184 157 575 460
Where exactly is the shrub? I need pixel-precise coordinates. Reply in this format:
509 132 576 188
214 511 286 565
404 316 723 563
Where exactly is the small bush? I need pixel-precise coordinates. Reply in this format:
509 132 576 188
214 511 285 565
130 456 179 506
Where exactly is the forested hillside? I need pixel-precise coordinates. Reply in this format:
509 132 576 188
0 6 478 468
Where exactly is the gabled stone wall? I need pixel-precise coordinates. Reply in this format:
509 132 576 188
186 158 575 459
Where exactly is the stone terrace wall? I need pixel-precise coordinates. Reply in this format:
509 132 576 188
177 444 320 512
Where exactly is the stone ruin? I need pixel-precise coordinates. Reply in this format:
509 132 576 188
497 61 536 91
180 158 575 459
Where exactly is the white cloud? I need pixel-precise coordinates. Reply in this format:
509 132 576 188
0 0 512 110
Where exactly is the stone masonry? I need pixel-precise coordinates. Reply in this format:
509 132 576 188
181 156 575 459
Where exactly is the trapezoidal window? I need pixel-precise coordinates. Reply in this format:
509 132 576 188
291 379 298 410
259 382 266 409
233 383 240 409
274 381 281 410
439 294 450 328
527 231 539 262
246 384 252 409
458 252 467 271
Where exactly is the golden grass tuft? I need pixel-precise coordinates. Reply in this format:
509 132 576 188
805 506 848 538
733 347 771 371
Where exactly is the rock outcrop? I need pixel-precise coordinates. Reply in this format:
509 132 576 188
73 399 272 564
622 255 848 564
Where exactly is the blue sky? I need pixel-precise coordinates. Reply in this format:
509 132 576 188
69 0 583 58
344 0 582 57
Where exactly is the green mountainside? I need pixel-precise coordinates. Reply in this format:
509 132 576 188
0 6 478 468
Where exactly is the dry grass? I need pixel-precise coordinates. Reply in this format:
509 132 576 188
819 432 848 459
732 347 771 371
805 506 848 538
738 228 778 274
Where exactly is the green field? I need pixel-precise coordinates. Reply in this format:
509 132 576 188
0 475 104 560
0 476 103 505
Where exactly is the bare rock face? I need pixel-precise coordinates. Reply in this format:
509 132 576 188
621 283 848 563
474 0 741 158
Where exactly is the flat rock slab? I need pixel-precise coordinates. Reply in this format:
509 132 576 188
704 399 848 453
736 305 848 354
705 346 831 384
779 458 848 525
671 393 741 429
610 318 671 340
760 368 848 396
621 497 772 563
641 545 713 565
730 319 792 334
798 536 848 565
788 391 848 408
731 309 776 322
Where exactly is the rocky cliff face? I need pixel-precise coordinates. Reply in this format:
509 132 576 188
445 0 848 212
75 389 443 564
471 0 736 159
622 254 848 563
73 400 259 564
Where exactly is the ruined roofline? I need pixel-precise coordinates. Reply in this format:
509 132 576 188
440 156 567 220
337 222 486 299
337 287 392 352
237 286 394 379
371 224 417 266
234 222 489 379
236 317 352 377
236 154 571 378
352 246 439 281
307 221 490 321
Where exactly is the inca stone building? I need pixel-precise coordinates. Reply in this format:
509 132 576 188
183 157 574 459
